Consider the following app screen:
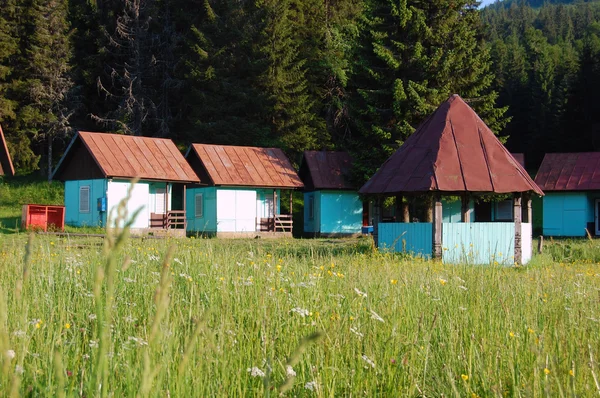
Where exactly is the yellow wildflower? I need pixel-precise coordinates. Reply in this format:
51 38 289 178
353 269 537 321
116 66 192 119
439 278 447 286
569 369 574 377
544 368 550 375
390 279 398 285
461 374 469 381
64 323 71 329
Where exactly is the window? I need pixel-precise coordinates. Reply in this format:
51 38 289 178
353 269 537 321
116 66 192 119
79 186 90 213
308 195 314 220
495 199 513 221
195 193 203 218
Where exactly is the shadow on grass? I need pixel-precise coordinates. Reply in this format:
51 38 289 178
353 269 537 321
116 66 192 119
0 216 20 234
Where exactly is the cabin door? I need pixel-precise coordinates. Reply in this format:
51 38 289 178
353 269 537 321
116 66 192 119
154 188 167 214
596 199 600 236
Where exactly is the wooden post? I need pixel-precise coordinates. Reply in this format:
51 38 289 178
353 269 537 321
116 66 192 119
402 199 410 223
461 193 470 223
165 182 169 229
523 193 532 223
373 198 382 248
425 195 433 223
537 235 544 254
432 193 443 259
514 193 522 265
183 184 187 230
395 195 402 222
289 191 293 216
273 190 278 215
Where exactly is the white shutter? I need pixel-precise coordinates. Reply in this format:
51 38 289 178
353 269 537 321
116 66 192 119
79 186 90 213
195 194 203 218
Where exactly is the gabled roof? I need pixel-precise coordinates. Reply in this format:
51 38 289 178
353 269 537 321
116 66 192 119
0 124 15 177
360 95 544 196
534 152 600 191
299 151 355 191
186 144 303 189
52 131 200 183
512 153 525 168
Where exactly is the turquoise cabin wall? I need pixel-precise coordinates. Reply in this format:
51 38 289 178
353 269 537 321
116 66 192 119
378 223 432 257
442 222 516 265
318 191 362 234
186 187 217 233
64 179 107 227
543 192 591 236
442 199 474 223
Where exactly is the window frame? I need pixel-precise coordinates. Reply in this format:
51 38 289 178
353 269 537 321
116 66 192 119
195 193 204 218
495 199 513 221
79 186 91 213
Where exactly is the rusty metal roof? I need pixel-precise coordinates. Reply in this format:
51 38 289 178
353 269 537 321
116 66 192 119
360 95 544 196
0 124 14 177
512 153 525 168
53 131 200 182
299 151 355 190
534 152 600 191
188 144 303 189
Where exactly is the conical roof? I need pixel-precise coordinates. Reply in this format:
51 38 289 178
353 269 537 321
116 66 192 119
359 95 543 196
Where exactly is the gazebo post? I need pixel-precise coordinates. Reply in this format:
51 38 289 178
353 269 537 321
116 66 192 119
426 195 433 223
432 193 443 259
461 193 470 223
514 193 522 264
373 197 382 248
523 193 532 223
402 197 410 223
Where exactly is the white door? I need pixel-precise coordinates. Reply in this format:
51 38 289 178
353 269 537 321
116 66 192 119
154 188 167 214
596 199 600 236
217 190 257 232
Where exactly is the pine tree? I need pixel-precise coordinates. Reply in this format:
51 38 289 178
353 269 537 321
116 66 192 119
0 0 18 122
348 0 508 182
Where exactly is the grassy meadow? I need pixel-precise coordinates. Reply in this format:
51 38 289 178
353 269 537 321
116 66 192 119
0 228 599 396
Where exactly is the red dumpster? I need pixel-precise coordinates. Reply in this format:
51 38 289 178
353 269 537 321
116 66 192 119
21 205 65 232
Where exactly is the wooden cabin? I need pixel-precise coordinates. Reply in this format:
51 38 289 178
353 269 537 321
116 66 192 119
0 124 15 178
535 152 600 237
185 144 303 237
52 132 200 235
360 95 544 265
299 151 363 236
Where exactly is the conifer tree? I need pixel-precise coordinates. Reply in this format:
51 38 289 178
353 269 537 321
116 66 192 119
348 0 507 182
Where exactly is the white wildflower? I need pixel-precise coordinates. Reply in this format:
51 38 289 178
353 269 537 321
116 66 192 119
123 277 136 283
88 314 97 320
15 365 24 374
83 354 90 360
5 350 15 360
458 285 468 291
350 327 364 338
173 258 182 265
370 310 385 323
179 273 191 279
128 336 148 346
148 254 160 261
12 330 26 338
290 308 310 317
304 381 318 391
361 354 376 369
286 365 296 377
459 307 467 311
89 340 99 348
124 315 136 323
354 288 367 298
247 367 265 378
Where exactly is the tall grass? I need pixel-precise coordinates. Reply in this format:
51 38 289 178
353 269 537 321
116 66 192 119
0 230 598 396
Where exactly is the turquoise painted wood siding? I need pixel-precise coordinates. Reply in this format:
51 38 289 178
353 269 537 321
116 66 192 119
442 199 474 223
442 223 515 265
64 179 108 227
543 192 593 237
319 191 362 234
186 187 217 233
378 223 432 257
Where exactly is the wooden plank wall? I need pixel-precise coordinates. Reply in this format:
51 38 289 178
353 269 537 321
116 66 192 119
378 223 433 258
442 223 515 265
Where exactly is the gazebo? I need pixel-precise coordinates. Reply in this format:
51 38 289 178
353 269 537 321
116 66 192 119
359 95 544 264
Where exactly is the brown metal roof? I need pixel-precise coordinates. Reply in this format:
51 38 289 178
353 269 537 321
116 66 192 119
360 95 544 196
534 152 600 191
299 151 355 190
53 132 200 182
0 124 14 177
188 144 303 189
512 153 525 168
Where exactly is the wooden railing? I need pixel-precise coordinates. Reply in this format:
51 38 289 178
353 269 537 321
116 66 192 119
167 210 186 229
274 215 293 233
257 215 293 233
